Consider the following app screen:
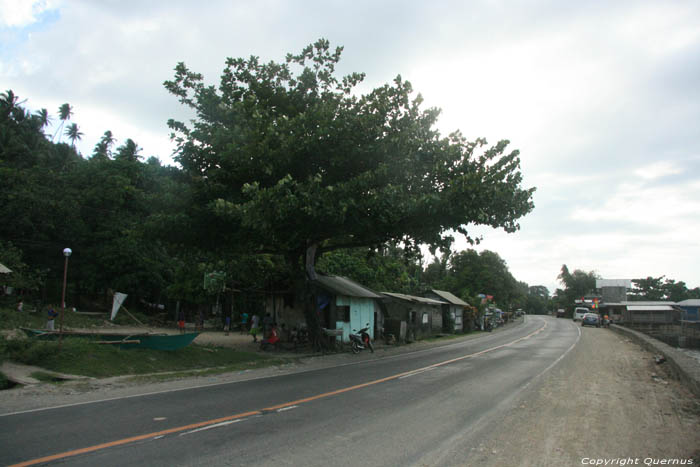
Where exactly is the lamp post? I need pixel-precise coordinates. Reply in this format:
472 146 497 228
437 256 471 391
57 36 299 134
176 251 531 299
59 247 72 349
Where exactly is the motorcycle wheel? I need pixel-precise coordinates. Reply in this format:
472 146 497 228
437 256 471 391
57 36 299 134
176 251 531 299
351 341 360 354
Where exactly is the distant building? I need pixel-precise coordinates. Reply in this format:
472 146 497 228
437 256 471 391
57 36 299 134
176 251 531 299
596 279 631 303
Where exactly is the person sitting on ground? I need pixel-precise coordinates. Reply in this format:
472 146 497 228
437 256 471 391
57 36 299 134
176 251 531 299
260 323 280 348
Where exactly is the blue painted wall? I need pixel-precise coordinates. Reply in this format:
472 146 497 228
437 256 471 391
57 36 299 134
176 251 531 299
336 296 376 342
680 306 699 321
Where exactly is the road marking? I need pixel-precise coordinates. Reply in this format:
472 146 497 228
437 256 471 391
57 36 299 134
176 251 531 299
399 367 437 379
277 405 298 412
180 419 243 436
9 319 550 467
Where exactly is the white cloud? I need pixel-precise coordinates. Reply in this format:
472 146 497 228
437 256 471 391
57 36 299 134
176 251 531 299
0 0 56 28
633 161 683 180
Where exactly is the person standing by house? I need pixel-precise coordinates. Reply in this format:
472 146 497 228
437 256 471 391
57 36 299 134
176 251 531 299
249 313 260 343
197 309 205 332
240 311 249 334
178 309 186 334
46 307 58 330
262 313 272 338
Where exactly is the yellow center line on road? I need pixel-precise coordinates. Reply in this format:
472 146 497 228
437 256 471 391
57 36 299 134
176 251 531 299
10 319 548 467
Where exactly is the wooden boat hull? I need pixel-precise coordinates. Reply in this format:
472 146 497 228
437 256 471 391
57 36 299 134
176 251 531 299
20 328 199 350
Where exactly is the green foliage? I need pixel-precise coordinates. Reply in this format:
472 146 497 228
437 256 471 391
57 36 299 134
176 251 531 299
0 371 9 389
0 336 55 365
317 245 422 294
435 250 526 310
556 265 598 309
629 276 699 302
526 285 550 315
164 39 535 267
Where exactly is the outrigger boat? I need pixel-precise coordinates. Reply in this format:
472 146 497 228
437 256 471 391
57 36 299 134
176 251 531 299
20 328 199 351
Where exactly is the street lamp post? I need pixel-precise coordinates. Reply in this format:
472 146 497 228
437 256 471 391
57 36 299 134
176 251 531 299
59 247 72 350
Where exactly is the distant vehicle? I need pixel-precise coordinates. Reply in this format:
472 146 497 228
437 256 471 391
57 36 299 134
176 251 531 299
581 313 600 328
573 307 589 321
556 309 565 318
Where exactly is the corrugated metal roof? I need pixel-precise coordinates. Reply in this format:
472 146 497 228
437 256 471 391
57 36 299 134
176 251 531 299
621 301 677 306
314 275 382 299
429 290 470 306
627 305 677 312
0 263 12 274
381 292 448 305
678 299 700 306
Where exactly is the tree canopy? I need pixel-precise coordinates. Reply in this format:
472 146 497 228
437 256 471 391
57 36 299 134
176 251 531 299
164 39 536 276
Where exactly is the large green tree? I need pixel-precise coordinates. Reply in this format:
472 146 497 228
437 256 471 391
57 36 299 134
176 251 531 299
165 39 535 344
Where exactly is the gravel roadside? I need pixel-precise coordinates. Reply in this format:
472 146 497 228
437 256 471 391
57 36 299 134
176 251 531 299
467 322 700 467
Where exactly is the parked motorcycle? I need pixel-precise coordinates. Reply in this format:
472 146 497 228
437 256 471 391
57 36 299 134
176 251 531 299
349 324 374 354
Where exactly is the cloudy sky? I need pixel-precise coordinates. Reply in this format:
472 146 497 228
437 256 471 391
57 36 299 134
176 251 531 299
2 0 699 294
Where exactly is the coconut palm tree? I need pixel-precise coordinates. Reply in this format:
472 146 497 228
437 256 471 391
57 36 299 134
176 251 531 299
33 108 52 134
92 130 116 160
1 90 25 120
115 138 141 162
65 122 83 148
53 103 73 142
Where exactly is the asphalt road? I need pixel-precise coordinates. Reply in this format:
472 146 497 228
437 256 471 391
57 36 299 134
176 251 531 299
1 316 580 466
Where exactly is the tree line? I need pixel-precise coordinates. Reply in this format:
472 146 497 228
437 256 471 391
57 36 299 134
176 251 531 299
2 40 543 336
554 265 700 312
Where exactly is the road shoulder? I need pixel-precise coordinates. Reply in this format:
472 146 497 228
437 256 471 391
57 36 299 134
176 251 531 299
468 325 700 466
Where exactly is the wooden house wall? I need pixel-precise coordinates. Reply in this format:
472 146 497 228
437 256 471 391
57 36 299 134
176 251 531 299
383 300 441 341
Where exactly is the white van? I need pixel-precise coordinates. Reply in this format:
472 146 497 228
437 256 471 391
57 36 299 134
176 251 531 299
573 307 589 321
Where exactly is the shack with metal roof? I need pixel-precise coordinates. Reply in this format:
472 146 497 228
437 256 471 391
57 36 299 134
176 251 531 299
381 292 448 342
423 289 471 333
265 274 382 343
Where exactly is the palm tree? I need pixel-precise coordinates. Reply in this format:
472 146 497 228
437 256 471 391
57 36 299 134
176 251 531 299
53 103 73 142
65 122 83 148
92 130 116 160
115 138 141 162
1 90 26 120
33 108 52 134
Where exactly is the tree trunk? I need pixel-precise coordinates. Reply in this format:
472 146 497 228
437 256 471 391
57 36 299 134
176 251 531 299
299 243 330 352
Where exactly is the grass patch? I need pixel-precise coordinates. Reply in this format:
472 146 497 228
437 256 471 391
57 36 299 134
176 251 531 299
0 371 11 390
0 333 283 379
0 306 107 331
30 371 66 384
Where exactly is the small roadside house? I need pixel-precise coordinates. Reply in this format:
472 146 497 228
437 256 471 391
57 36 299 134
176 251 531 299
381 292 447 342
423 289 469 333
264 275 382 343
622 302 681 324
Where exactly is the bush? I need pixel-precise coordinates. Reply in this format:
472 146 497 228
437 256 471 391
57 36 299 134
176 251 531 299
0 371 9 389
0 337 55 365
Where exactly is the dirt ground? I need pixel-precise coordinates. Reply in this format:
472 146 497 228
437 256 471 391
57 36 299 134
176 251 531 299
471 324 700 467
